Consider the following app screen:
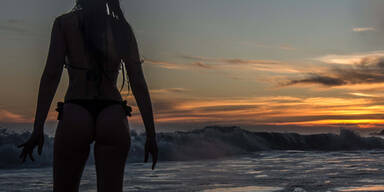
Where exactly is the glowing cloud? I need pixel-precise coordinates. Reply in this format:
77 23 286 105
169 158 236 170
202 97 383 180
0 109 31 123
352 27 376 32
316 51 384 65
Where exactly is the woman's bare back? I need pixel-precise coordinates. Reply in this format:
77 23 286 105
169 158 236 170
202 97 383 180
58 11 123 101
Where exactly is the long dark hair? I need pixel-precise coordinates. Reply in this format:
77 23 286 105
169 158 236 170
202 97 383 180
73 0 134 92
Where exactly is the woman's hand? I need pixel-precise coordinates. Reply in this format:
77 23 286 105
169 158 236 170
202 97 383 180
18 131 44 163
144 135 158 170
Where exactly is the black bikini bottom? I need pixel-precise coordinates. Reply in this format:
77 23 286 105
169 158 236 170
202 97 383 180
55 99 132 120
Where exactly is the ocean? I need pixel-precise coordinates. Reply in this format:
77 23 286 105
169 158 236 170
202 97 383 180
2 126 384 191
1 150 384 191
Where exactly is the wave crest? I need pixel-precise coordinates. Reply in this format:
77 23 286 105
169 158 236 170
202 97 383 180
1 126 384 169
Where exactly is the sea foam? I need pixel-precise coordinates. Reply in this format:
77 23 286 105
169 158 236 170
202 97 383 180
1 126 384 169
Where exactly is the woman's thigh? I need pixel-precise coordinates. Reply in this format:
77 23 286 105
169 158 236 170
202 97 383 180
53 103 94 192
94 104 130 192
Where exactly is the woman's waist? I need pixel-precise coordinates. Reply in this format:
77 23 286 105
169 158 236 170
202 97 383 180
64 92 123 103
65 98 123 104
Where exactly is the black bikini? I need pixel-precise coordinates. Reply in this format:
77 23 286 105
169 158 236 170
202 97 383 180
56 99 132 121
56 64 132 121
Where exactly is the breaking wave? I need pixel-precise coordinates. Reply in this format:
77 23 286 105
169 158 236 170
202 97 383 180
1 126 384 169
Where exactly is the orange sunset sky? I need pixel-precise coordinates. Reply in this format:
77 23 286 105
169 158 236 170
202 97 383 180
2 0 384 134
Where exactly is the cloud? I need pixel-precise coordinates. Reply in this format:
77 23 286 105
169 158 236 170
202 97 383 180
315 51 384 65
193 62 213 69
349 92 378 97
182 55 281 65
0 19 29 34
129 93 383 128
284 74 346 86
0 109 31 123
269 119 384 127
0 108 59 123
146 56 301 75
329 82 384 92
150 88 191 94
0 24 27 34
285 52 384 87
279 45 296 51
353 27 376 32
145 60 189 70
121 88 190 97
238 42 296 51
180 55 301 74
145 59 216 70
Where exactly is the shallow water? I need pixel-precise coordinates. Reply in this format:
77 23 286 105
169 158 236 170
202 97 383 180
1 150 384 192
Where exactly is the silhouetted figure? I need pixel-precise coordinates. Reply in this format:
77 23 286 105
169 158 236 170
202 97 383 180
17 0 158 191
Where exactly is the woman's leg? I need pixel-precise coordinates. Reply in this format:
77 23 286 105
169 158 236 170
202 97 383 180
94 104 131 192
53 103 95 192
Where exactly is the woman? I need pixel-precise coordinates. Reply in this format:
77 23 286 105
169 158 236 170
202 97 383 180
17 0 158 191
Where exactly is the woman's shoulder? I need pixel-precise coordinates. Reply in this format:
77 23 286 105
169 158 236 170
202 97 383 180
53 11 81 29
57 10 83 22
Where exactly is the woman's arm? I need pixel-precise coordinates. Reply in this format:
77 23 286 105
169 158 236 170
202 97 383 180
33 17 66 133
122 26 156 138
122 25 158 169
18 17 66 162
126 64 156 137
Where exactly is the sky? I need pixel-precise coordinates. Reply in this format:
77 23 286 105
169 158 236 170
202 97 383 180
1 0 384 134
